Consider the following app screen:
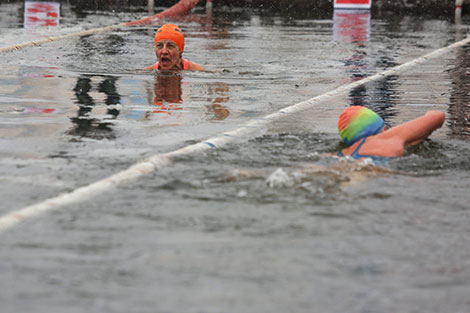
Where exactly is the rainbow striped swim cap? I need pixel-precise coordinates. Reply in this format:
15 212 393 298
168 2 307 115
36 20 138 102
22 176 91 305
338 106 384 146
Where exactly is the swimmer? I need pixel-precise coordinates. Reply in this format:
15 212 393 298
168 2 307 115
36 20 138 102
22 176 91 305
226 106 445 188
337 105 445 159
145 24 204 71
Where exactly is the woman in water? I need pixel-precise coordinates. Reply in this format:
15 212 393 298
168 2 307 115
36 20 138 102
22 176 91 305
145 23 204 71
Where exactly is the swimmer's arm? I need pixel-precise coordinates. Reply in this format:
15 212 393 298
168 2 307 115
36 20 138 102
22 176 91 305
379 110 445 146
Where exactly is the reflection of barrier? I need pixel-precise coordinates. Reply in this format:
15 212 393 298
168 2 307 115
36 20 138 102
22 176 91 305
24 1 60 28
334 0 372 10
333 8 372 102
333 9 370 44
333 9 371 80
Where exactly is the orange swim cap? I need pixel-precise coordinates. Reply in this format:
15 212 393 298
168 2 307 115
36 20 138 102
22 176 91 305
154 24 184 52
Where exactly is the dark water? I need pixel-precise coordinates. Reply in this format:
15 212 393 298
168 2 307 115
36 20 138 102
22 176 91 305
1 2 470 312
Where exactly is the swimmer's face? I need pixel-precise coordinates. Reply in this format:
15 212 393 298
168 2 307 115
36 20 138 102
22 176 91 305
155 39 182 71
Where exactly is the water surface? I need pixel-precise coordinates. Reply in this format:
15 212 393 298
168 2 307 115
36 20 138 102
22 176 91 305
1 2 470 312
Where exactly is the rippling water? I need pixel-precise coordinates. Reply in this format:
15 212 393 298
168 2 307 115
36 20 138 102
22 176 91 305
1 2 470 312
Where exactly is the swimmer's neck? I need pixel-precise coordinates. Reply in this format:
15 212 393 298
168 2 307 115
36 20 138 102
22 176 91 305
340 136 370 156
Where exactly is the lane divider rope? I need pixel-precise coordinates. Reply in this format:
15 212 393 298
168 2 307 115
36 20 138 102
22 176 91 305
1 31 469 233
0 0 200 53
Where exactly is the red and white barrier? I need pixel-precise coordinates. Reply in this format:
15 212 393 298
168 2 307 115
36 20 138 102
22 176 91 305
125 0 200 26
24 1 60 28
334 0 372 9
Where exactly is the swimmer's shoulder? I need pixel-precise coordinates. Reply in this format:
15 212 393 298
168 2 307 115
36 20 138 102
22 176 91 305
187 61 204 71
359 136 405 157
144 63 158 70
143 60 204 71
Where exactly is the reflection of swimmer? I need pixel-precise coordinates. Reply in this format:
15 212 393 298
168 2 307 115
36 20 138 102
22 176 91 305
206 82 230 120
152 73 183 114
150 74 230 119
337 106 445 159
145 24 204 71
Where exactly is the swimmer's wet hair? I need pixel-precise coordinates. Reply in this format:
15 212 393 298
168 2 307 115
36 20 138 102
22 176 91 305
338 105 384 146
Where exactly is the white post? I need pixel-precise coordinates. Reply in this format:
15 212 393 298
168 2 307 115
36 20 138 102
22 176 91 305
456 0 463 38
148 0 154 15
206 0 213 12
206 0 213 17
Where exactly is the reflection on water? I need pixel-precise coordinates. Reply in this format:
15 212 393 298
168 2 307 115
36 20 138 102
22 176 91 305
334 9 400 123
149 72 230 119
67 72 231 138
151 73 183 114
67 75 120 140
206 82 230 120
448 33 470 139
367 73 400 122
333 9 371 83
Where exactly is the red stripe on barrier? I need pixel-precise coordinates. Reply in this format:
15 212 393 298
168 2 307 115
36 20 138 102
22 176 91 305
125 0 200 26
336 0 370 4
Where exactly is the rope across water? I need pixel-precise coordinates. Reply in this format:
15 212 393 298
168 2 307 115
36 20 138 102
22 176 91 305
0 0 200 53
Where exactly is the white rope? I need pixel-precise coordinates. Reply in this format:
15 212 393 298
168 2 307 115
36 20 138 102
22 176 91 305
0 24 127 53
0 0 200 53
1 34 469 233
